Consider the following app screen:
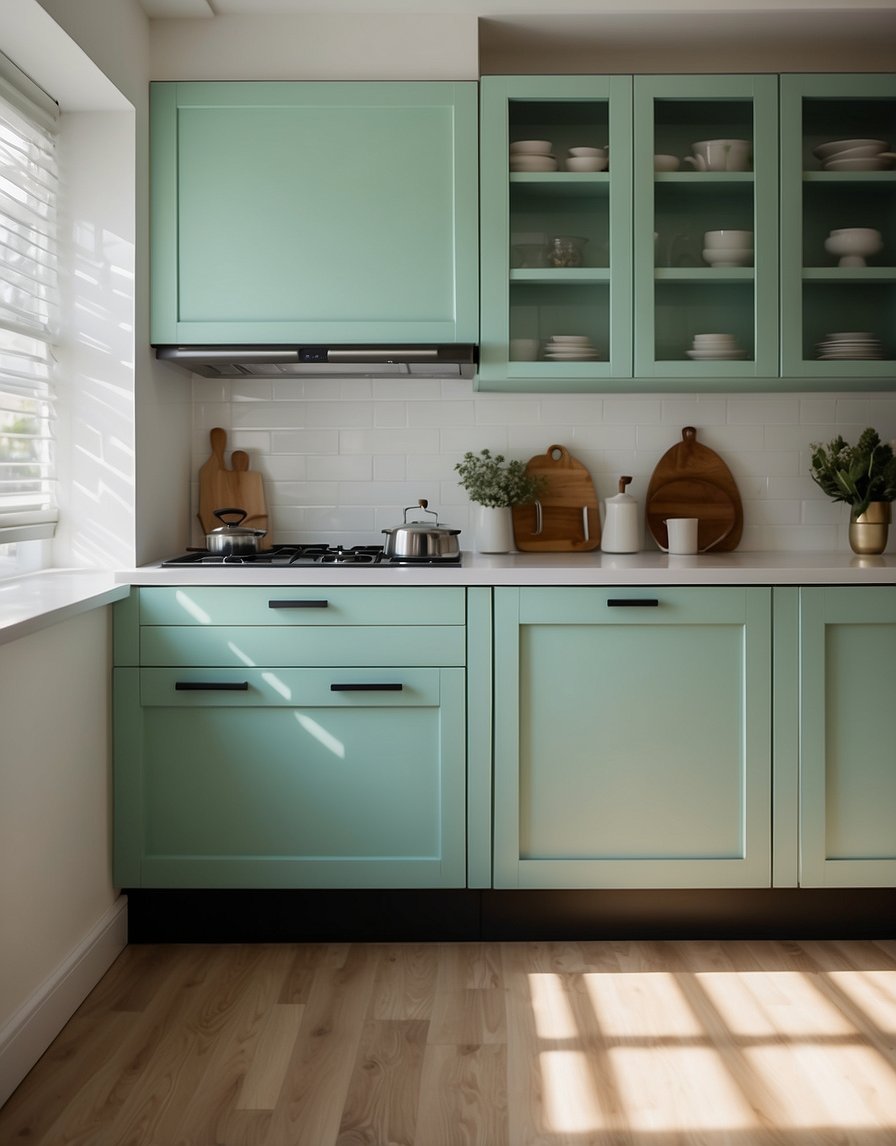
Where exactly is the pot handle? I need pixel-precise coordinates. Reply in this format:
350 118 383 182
403 498 439 524
213 507 248 527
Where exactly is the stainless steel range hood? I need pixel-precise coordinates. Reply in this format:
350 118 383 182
156 344 478 379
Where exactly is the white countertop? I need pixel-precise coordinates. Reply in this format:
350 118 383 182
0 569 130 646
119 550 896 587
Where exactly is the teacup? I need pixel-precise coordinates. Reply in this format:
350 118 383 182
685 138 752 172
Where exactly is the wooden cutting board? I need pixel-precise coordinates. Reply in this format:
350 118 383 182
645 426 743 553
197 427 271 548
511 443 601 552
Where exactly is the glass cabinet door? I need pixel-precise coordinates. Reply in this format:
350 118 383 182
780 74 896 384
633 75 779 381
479 75 633 390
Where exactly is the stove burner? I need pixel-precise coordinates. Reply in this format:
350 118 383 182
161 543 461 568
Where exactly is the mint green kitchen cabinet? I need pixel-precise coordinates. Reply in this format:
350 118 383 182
633 74 779 381
493 586 772 888
798 586 896 887
780 73 896 381
150 82 478 345
479 75 634 388
114 587 468 889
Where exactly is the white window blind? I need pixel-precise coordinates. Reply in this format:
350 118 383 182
0 54 58 543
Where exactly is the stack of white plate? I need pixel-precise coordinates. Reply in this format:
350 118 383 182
685 333 747 361
812 138 895 172
510 140 557 172
543 335 601 360
816 332 884 360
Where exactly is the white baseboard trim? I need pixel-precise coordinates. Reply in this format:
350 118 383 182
0 894 128 1109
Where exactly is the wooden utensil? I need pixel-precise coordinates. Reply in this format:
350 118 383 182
645 426 743 552
197 427 271 549
511 443 601 552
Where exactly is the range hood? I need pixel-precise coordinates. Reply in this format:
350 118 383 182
156 344 478 379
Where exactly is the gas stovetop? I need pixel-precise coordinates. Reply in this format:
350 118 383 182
161 544 462 568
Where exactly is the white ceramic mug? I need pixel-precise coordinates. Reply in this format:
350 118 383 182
663 517 699 555
509 338 539 361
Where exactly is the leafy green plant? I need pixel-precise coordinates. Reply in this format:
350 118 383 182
454 448 546 508
809 428 896 518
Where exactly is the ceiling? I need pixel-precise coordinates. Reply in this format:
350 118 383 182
135 0 896 18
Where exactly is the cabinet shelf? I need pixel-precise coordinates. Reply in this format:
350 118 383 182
802 267 896 281
656 267 755 283
510 268 611 283
510 172 610 196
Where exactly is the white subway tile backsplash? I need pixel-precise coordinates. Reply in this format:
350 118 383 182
190 374 896 550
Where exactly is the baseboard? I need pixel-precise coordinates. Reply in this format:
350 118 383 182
0 894 128 1109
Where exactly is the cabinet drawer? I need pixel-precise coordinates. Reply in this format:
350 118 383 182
139 667 443 706
138 586 464 626
140 625 465 667
517 585 757 624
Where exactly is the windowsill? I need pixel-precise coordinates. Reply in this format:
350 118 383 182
0 569 130 646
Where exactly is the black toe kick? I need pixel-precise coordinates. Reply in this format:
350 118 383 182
123 887 896 944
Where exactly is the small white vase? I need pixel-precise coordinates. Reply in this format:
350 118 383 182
474 505 514 554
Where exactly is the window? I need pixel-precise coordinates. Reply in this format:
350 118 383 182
0 52 58 548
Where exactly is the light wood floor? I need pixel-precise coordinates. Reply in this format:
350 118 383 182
2 938 896 1144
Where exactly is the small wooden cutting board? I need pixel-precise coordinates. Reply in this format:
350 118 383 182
197 427 271 548
511 443 601 552
645 426 743 552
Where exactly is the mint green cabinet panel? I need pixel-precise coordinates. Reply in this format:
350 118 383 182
799 587 896 887
494 586 772 888
138 586 464 626
140 626 464 668
466 587 494 889
478 75 633 389
633 74 779 380
115 667 465 889
771 587 800 888
151 82 478 344
780 74 896 385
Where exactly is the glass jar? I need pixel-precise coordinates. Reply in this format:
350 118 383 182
547 235 588 267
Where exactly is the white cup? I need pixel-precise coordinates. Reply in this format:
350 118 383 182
664 517 699 555
509 338 539 361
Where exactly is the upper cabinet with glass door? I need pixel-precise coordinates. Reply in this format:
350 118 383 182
780 74 896 384
479 76 633 391
632 75 779 382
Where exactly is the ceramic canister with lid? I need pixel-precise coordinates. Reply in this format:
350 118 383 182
601 476 641 553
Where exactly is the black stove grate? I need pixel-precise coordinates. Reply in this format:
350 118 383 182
161 544 461 568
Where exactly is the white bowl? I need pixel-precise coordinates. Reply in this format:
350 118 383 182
692 333 737 345
825 227 883 266
565 156 608 172
510 155 558 173
568 146 605 158
702 248 753 267
813 137 888 159
653 154 680 172
509 139 552 155
704 229 753 249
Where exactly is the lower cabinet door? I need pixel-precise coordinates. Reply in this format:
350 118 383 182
493 586 772 888
799 586 896 887
114 667 465 888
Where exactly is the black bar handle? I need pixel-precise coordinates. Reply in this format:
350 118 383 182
606 598 660 608
268 599 329 609
175 681 250 691
330 683 404 692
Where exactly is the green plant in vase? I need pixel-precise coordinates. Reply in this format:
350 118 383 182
809 428 896 554
455 448 546 553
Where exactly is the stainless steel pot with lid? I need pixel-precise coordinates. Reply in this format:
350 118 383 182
382 500 461 559
206 507 267 555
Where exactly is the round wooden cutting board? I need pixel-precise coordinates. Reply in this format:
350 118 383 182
645 427 743 552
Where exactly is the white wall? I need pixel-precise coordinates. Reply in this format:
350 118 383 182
0 607 122 1106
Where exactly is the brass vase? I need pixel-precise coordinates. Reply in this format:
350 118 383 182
848 501 891 555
